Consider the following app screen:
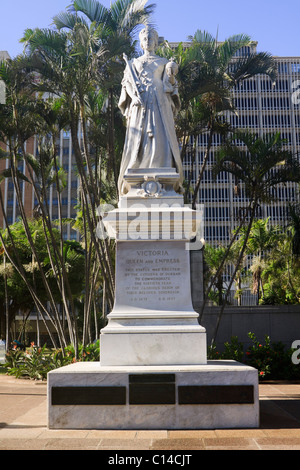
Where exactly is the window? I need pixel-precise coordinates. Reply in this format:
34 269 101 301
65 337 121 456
262 114 291 128
205 206 230 221
234 79 257 93
291 63 300 73
199 187 229 202
278 62 288 74
230 114 258 128
234 97 258 109
205 225 229 242
261 97 290 110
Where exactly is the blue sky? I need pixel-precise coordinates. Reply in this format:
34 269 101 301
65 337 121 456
0 0 299 58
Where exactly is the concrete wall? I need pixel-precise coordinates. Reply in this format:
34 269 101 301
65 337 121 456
200 305 300 352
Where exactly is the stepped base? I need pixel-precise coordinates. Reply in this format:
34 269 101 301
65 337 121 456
48 361 259 430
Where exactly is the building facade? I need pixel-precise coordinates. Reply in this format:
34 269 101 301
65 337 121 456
173 44 300 245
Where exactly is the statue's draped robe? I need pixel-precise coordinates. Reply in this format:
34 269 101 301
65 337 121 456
118 55 183 194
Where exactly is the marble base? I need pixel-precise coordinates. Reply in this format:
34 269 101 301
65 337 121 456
100 329 207 366
47 361 259 430
100 240 207 366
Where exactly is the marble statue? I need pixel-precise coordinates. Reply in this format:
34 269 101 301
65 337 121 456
118 27 183 195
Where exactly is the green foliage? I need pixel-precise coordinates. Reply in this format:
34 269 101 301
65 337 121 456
208 333 300 381
64 341 100 362
3 340 100 380
208 336 244 362
246 332 300 380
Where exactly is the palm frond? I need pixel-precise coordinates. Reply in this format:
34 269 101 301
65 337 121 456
70 0 110 24
0 168 31 184
52 11 89 30
192 30 217 46
230 51 277 84
218 34 252 67
0 147 9 159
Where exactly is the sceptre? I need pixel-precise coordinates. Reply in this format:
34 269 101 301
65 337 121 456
123 53 144 109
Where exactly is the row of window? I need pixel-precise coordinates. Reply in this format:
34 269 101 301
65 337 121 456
262 114 292 128
230 113 298 129
230 114 259 128
200 170 230 183
278 62 300 74
234 97 258 109
261 97 291 110
205 206 231 221
234 79 290 93
261 79 289 92
205 225 229 241
203 205 292 242
198 187 230 202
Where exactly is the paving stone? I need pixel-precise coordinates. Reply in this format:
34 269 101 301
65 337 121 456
98 438 152 450
168 430 217 439
151 438 204 450
203 437 254 448
44 438 101 450
1 376 300 450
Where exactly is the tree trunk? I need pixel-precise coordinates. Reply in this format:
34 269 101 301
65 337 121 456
192 126 214 210
210 200 257 347
199 203 252 323
4 254 10 352
70 105 115 308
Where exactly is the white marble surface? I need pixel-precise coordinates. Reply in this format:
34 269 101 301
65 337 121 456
48 361 259 430
48 360 256 374
117 28 183 195
100 240 207 366
100 331 207 366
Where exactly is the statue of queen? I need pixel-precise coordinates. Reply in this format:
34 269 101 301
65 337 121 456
118 27 183 195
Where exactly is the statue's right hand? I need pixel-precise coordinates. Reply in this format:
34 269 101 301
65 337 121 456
132 96 142 107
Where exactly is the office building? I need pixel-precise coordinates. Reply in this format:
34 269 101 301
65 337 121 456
168 42 300 245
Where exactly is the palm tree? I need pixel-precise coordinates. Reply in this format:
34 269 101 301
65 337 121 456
21 23 116 311
0 57 72 348
238 218 281 303
157 38 230 171
203 244 234 306
0 57 95 353
18 0 156 348
287 201 300 257
210 130 300 344
261 228 300 304
158 31 277 207
52 0 155 190
187 31 277 208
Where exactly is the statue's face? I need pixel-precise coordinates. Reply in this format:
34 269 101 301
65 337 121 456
140 30 157 53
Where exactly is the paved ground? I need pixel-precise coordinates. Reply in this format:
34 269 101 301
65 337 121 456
1 374 300 451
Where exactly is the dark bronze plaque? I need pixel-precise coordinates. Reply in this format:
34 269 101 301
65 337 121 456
129 383 176 405
178 385 254 405
51 386 126 406
129 374 176 384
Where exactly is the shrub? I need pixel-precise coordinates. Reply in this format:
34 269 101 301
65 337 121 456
208 333 300 381
245 332 300 381
208 336 244 362
3 341 100 380
4 348 26 376
64 341 100 362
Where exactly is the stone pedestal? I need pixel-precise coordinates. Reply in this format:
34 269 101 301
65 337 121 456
100 169 206 366
47 168 259 430
48 361 259 430
100 240 207 366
